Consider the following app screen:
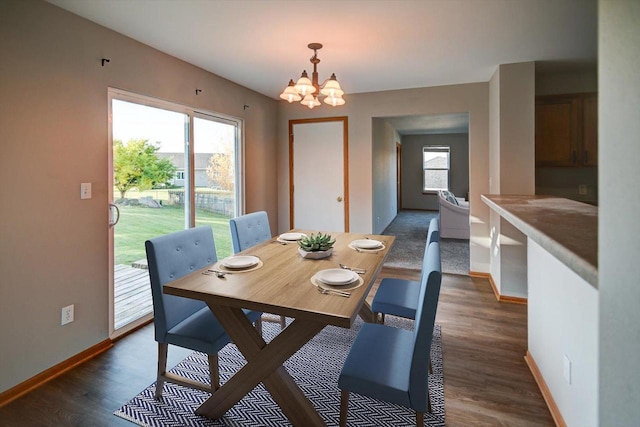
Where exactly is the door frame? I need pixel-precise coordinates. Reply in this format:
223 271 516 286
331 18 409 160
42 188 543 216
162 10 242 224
288 116 349 231
107 88 245 339
396 142 402 212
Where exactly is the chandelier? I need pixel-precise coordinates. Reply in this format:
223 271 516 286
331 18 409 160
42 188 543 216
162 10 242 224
279 43 345 109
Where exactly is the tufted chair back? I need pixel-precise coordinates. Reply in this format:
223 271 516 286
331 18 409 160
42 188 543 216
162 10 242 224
145 226 218 343
230 211 272 253
409 241 442 412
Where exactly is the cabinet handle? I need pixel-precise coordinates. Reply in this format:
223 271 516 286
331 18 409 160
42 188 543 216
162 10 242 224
572 150 577 164
584 151 589 165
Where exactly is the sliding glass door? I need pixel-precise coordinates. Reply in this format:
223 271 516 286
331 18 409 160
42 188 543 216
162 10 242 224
108 89 243 337
192 115 242 256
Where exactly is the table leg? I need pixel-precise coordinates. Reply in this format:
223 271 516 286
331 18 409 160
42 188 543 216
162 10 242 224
358 300 376 323
197 303 326 426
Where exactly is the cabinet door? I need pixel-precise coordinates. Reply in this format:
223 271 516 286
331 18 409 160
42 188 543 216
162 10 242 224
535 97 580 166
582 94 598 166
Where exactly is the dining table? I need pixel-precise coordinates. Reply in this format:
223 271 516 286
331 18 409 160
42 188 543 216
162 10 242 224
162 229 394 426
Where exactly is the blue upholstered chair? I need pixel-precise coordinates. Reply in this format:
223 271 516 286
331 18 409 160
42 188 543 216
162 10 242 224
339 242 442 426
230 211 272 254
230 211 286 329
145 226 263 398
371 218 440 324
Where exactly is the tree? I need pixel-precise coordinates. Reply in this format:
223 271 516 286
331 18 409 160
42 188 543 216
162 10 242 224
113 139 177 199
206 146 234 192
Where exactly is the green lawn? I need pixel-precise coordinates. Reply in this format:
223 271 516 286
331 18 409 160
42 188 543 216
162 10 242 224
115 205 233 265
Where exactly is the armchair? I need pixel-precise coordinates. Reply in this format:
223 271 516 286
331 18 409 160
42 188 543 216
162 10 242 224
438 190 470 239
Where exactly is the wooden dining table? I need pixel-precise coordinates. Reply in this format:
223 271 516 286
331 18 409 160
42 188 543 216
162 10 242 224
162 229 394 426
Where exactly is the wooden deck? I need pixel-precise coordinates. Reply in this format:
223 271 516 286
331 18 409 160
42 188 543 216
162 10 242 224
114 264 152 330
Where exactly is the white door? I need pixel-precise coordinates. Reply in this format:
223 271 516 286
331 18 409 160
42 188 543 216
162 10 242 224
290 118 348 232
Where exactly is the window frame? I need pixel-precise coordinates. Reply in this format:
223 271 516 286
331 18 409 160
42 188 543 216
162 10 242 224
108 88 245 223
422 146 451 193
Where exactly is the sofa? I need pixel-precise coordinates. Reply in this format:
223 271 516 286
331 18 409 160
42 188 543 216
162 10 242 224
438 190 470 239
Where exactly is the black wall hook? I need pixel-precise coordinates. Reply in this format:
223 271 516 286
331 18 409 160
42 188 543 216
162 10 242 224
195 89 202 95
101 58 110 66
243 104 250 110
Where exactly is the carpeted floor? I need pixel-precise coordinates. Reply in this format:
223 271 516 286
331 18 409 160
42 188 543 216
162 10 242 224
383 210 469 275
115 317 444 426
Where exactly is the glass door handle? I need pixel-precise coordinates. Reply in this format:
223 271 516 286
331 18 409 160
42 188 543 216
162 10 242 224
109 203 120 227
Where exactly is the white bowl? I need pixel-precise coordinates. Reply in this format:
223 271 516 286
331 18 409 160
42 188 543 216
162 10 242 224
221 255 260 269
351 239 383 249
316 268 358 285
279 232 307 241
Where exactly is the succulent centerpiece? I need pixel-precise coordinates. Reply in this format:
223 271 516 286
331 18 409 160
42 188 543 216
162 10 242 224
298 233 336 259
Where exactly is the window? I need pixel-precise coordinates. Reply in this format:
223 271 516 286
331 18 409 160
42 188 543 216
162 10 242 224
423 146 450 192
175 171 185 180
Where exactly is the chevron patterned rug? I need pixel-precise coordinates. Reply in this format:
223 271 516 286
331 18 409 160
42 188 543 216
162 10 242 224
115 317 444 426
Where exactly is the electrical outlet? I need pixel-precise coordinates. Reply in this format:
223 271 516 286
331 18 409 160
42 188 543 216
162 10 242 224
578 184 587 195
80 182 92 199
563 354 572 384
61 304 74 325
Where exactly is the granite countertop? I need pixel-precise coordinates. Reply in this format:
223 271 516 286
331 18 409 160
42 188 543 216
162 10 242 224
481 195 598 288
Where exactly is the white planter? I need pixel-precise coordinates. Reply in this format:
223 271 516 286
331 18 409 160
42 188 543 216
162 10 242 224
298 247 333 259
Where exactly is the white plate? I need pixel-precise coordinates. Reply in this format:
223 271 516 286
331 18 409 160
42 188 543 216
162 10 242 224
221 255 260 269
316 268 358 286
279 232 307 241
352 239 383 249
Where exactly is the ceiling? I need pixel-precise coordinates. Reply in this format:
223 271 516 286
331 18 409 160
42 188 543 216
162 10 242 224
47 0 597 101
385 113 470 135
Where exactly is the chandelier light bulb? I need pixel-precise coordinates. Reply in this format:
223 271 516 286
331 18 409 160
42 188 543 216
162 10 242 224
320 74 344 98
323 94 345 106
279 79 302 103
301 93 321 109
295 70 315 97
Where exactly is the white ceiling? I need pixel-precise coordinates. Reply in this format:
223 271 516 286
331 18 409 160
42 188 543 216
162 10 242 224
385 113 470 135
47 0 597 101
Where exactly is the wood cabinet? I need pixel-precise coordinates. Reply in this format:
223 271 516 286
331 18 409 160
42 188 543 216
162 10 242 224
535 93 598 167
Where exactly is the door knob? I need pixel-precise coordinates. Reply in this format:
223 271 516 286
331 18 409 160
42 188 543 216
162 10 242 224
337 196 343 202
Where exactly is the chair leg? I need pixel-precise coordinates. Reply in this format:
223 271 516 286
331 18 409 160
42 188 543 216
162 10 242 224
429 359 433 374
208 353 220 391
339 390 349 427
380 313 385 324
427 386 432 413
416 411 424 427
155 342 168 399
280 315 287 330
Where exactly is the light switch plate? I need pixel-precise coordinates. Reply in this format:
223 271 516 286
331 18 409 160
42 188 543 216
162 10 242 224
80 182 92 199
61 304 74 325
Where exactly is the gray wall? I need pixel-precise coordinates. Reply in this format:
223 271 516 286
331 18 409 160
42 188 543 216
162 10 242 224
400 133 469 211
371 118 401 233
0 0 278 393
599 1 640 425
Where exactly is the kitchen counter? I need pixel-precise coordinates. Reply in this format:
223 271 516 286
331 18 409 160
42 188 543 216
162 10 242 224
481 195 598 288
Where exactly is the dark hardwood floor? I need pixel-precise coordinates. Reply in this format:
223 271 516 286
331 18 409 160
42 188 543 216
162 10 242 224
0 269 554 426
